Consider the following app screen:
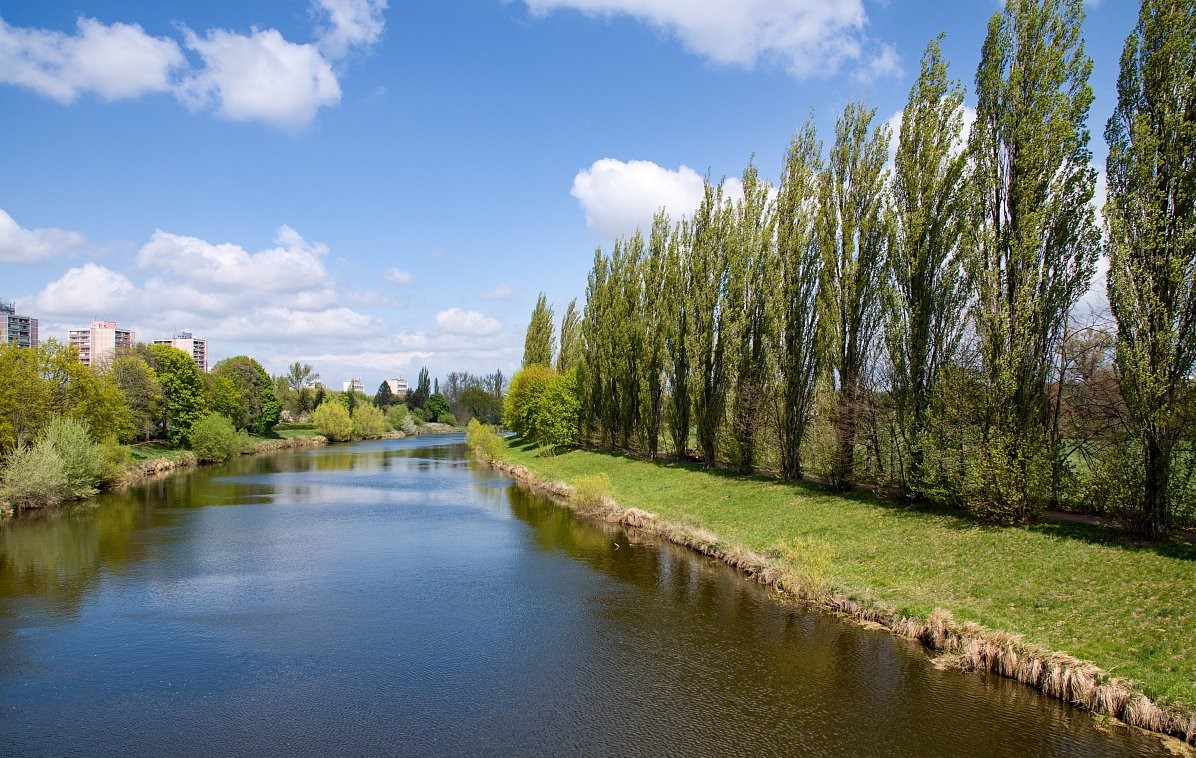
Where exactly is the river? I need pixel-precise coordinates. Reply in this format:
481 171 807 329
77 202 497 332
0 435 1172 756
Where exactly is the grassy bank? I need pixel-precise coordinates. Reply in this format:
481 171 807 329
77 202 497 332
495 438 1196 741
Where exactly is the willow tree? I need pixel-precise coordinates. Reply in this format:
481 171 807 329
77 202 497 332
965 0 1100 521
522 292 555 368
773 118 823 482
556 298 583 375
1105 0 1196 537
887 37 970 496
817 102 891 488
690 179 734 467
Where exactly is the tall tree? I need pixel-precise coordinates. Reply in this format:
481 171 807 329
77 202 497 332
887 37 970 495
690 179 735 467
110 353 164 443
212 356 282 434
638 211 671 458
664 218 694 461
522 292 556 368
773 118 824 481
375 380 396 409
1105 0 1196 537
556 298 583 374
965 0 1100 521
147 344 205 446
817 101 891 488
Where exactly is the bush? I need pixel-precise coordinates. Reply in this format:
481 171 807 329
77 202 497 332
97 437 133 485
312 399 353 442
42 416 104 499
190 414 240 462
465 418 505 461
503 366 579 451
570 473 611 507
410 407 428 423
385 404 409 431
352 403 387 438
0 441 68 509
436 413 456 425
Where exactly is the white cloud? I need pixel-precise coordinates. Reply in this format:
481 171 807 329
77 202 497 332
572 158 706 240
313 0 388 60
385 267 414 285
179 27 341 130
211 306 377 340
523 0 895 79
435 307 503 336
136 225 330 294
0 16 184 103
0 208 87 263
22 262 141 318
480 283 515 300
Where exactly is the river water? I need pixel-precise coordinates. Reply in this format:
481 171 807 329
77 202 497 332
0 435 1172 756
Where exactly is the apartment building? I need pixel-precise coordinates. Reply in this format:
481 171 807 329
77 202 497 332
153 330 209 372
0 300 38 349
385 376 409 398
342 378 366 394
69 320 134 368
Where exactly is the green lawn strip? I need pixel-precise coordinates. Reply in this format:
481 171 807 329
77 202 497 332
501 441 1196 707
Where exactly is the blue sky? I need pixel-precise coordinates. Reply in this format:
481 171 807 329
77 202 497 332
1 0 1136 390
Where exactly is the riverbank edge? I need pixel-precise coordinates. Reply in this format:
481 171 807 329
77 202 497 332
113 433 332 490
487 456 1196 748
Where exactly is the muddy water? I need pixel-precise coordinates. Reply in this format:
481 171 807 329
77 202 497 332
0 435 1172 756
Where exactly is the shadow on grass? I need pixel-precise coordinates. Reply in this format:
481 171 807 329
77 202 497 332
528 442 1196 562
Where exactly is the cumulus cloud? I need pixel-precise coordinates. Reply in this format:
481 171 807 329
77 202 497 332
572 158 706 240
313 0 388 60
0 17 184 103
0 208 87 263
0 1 388 130
385 267 414 285
23 262 141 318
178 28 341 130
522 0 895 79
435 307 503 336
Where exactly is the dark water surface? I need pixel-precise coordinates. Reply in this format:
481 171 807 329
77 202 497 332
0 435 1172 756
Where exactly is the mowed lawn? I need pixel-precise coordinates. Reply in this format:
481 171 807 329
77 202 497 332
500 440 1196 707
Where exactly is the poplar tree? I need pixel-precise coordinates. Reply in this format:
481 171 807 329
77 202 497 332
522 292 555 368
638 211 671 458
556 298 583 375
887 37 970 495
773 118 824 481
728 161 777 473
1105 0 1196 537
664 218 694 460
611 231 645 448
817 102 891 488
965 0 1100 521
690 179 734 467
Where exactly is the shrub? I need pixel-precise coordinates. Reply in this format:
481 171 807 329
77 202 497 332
503 366 579 451
570 473 611 507
0 441 68 509
312 399 353 442
465 418 505 461
410 407 428 423
385 404 409 431
42 416 104 500
352 403 387 438
436 413 456 425
189 414 240 462
97 436 133 485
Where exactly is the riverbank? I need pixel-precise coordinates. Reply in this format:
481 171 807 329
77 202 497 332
489 439 1196 748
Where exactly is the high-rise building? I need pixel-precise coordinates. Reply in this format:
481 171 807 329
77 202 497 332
0 299 38 349
69 320 134 368
385 376 409 398
343 378 365 394
153 330 208 372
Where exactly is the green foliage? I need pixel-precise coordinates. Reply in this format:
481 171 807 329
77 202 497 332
312 399 353 442
504 365 579 451
351 403 387 438
189 413 241 462
211 356 281 434
0 440 68 509
570 473 611 507
425 392 450 420
556 298 583 374
0 340 49 451
110 354 163 443
374 380 396 409
436 413 456 425
386 404 409 431
465 418 505 461
410 407 428 423
522 292 556 368
42 416 104 500
147 344 205 447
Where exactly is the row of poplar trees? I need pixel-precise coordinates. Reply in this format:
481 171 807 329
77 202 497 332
567 0 1196 536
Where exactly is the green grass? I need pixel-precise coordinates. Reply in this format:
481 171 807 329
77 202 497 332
126 441 194 463
500 439 1196 707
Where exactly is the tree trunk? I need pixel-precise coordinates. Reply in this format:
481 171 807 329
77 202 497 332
1141 437 1170 539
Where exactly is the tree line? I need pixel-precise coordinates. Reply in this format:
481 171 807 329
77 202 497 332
510 0 1196 537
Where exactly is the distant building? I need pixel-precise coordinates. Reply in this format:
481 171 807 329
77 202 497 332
385 376 409 398
69 320 134 368
343 378 365 394
0 299 38 349
153 330 208 372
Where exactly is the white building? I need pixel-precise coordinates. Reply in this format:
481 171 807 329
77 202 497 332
153 330 208 372
343 378 365 394
0 299 38 349
385 376 409 398
69 320 134 368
